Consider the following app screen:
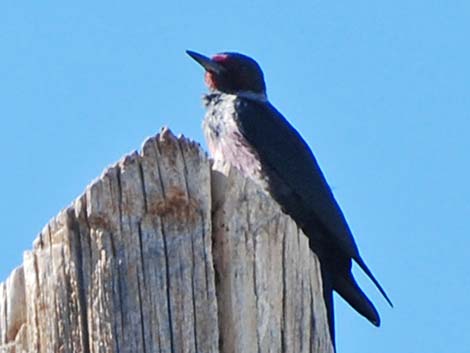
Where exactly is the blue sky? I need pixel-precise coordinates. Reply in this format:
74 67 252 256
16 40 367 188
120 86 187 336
1 1 469 352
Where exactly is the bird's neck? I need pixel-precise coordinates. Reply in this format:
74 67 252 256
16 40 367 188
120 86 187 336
236 90 268 102
203 90 267 107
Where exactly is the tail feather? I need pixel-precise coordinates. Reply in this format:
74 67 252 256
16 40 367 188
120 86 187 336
355 257 393 308
334 272 381 326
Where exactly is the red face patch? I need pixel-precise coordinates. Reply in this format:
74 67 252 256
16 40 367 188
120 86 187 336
204 71 217 90
203 54 229 90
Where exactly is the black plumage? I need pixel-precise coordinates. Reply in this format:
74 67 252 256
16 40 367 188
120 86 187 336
187 50 392 344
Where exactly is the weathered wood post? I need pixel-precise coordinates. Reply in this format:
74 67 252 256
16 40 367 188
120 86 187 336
0 128 333 353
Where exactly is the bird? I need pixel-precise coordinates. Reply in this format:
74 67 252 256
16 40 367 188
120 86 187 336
186 50 392 344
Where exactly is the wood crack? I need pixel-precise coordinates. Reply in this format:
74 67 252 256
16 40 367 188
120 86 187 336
0 129 332 353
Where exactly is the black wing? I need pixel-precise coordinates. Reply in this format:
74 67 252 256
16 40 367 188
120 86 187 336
234 98 392 306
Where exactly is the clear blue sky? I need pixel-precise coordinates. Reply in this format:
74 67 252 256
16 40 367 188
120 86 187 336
1 2 469 352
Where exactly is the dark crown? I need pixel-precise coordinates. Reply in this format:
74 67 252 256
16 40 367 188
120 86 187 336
209 53 266 94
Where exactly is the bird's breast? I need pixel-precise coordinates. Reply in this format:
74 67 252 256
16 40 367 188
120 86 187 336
203 94 268 190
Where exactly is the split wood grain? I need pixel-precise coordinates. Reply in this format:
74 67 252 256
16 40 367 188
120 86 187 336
0 128 332 353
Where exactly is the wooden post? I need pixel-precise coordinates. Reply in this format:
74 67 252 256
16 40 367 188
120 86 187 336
0 128 333 353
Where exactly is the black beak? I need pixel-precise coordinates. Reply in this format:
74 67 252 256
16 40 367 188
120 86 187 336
186 50 226 74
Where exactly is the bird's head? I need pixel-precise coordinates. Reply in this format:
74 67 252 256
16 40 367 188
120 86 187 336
187 50 266 97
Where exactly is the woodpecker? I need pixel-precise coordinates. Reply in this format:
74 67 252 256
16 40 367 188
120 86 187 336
186 50 392 344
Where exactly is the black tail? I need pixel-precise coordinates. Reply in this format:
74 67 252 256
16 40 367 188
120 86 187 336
334 271 381 326
355 257 393 308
